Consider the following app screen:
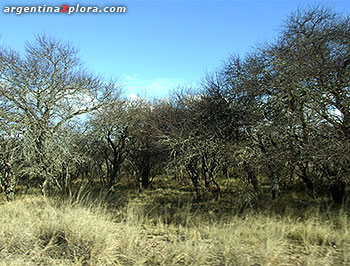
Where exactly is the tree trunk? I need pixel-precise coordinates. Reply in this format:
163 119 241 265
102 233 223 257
244 162 260 193
41 179 50 197
298 163 314 192
186 163 201 200
330 180 346 204
141 165 150 189
5 172 16 201
0 157 16 201
108 170 118 189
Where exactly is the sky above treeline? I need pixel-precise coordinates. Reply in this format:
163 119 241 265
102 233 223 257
0 0 349 99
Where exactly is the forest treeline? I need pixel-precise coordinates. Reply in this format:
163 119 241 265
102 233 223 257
1 6 349 205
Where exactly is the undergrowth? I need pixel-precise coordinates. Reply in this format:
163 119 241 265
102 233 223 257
0 180 349 265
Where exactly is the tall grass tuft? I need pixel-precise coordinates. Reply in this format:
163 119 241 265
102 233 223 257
0 191 349 265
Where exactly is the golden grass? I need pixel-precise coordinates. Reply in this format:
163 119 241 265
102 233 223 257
0 190 349 265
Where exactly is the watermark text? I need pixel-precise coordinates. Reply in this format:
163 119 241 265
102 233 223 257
4 4 127 15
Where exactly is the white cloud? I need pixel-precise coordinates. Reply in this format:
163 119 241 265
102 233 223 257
127 93 140 101
121 74 195 99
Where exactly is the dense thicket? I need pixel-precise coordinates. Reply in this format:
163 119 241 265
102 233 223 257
1 7 349 204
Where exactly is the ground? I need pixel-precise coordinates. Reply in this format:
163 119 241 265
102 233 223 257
0 177 349 265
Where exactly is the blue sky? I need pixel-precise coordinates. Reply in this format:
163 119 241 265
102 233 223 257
0 0 349 99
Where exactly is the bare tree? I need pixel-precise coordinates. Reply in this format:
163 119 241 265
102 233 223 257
0 35 121 196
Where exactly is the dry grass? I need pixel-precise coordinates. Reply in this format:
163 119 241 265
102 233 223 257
0 188 349 265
